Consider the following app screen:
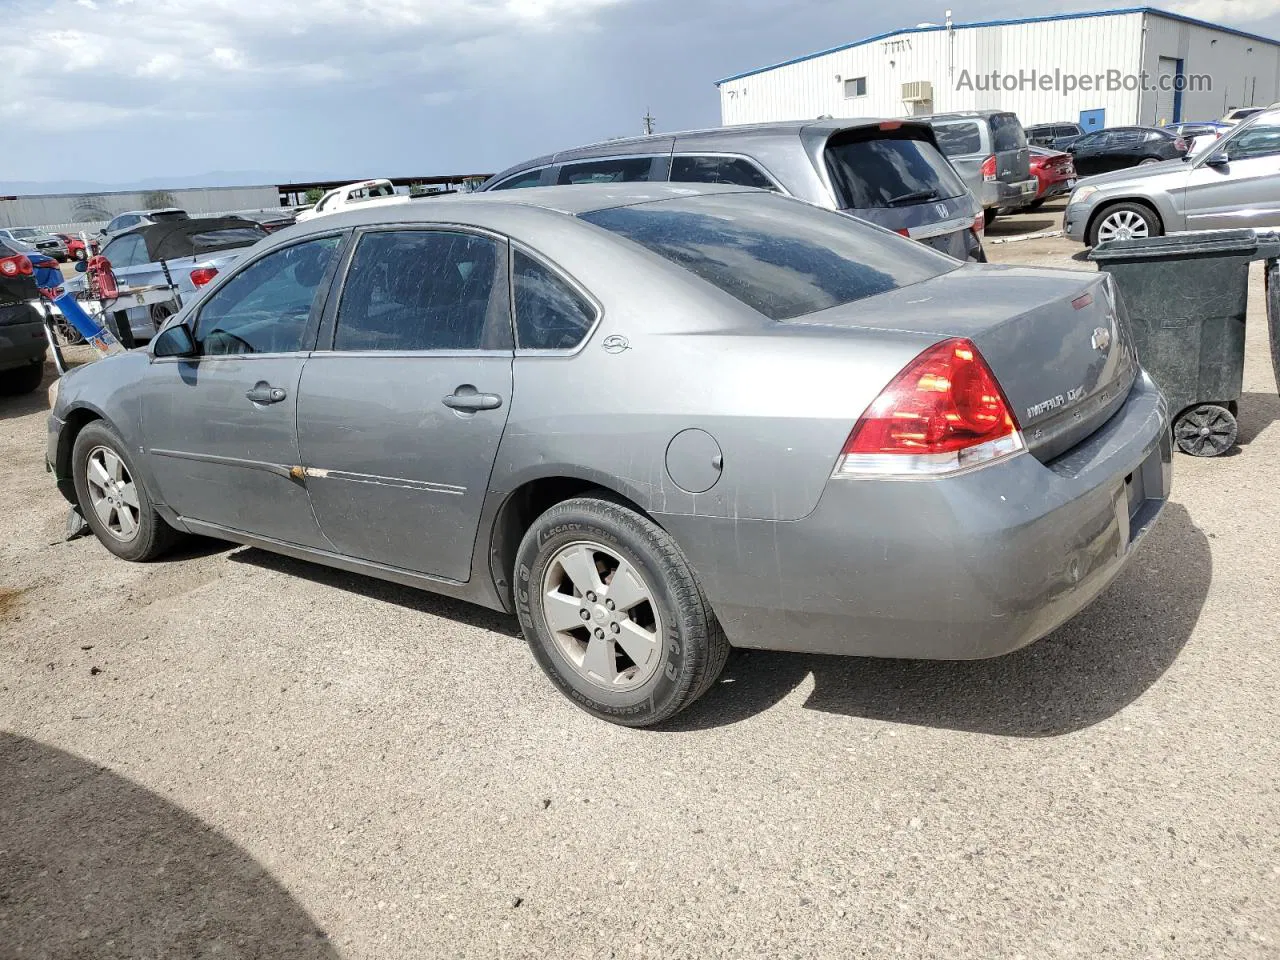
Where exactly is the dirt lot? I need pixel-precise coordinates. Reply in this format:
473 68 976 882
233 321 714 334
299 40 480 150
3 199 1279 959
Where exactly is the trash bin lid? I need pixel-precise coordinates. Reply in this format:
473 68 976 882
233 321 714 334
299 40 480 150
1090 228 1264 262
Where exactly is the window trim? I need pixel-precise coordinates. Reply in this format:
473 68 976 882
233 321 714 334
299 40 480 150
554 153 668 186
843 76 867 99
488 165 554 191
173 230 352 363
668 152 789 194
509 240 603 357
318 223 514 357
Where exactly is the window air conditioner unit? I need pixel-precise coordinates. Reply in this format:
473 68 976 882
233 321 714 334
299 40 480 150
902 81 934 102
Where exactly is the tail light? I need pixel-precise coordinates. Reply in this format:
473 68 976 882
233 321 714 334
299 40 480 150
833 338 1024 478
190 266 218 287
1174 138 1188 151
895 227 911 238
971 213 985 238
980 155 997 182
0 254 33 277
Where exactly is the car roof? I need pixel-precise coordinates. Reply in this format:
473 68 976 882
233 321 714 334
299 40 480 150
918 110 1011 121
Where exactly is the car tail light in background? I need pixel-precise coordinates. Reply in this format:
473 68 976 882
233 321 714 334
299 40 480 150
895 227 911 238
189 267 218 287
980 155 997 182
833 338 1024 478
1174 138 1188 151
0 254 33 277
971 213 985 237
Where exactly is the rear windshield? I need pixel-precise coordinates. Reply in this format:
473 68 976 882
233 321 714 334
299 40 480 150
991 113 1027 152
188 227 267 252
579 192 955 322
150 210 189 222
932 121 982 156
824 131 968 209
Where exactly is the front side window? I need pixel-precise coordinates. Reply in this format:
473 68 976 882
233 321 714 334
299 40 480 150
931 121 982 157
826 131 967 208
1225 119 1280 160
513 250 596 350
670 155 776 190
195 236 342 355
557 157 653 185
580 192 956 322
334 230 506 352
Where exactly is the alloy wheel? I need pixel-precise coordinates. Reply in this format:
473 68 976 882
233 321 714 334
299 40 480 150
1096 209 1151 243
85 445 141 542
540 541 663 691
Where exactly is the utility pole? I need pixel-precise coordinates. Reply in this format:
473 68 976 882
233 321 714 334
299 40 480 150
642 109 656 135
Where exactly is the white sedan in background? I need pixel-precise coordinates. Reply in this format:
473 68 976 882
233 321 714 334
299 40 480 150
295 179 411 222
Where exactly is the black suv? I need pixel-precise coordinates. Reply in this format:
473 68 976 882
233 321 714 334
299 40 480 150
0 239 47 396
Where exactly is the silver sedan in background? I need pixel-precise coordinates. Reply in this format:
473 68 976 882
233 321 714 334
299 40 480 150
47 185 1170 726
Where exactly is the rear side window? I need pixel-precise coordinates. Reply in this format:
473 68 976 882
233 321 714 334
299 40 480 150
932 121 982 156
335 230 507 352
990 114 1027 152
102 234 146 268
670 155 776 190
513 251 597 350
558 157 653 185
491 169 547 191
825 131 968 209
580 192 955 322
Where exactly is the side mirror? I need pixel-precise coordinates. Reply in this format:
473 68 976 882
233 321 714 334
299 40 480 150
74 259 88 273
1205 151 1230 167
152 322 197 359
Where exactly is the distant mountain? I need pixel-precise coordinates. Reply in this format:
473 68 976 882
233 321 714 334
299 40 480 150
0 170 338 196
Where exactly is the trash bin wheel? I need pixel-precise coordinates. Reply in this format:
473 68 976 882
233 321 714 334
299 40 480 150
1173 404 1238 457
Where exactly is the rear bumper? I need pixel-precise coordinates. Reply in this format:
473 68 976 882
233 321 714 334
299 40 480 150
659 372 1171 659
983 178 1039 208
0 317 48 372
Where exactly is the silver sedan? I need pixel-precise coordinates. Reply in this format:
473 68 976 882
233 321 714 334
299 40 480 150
47 185 1171 726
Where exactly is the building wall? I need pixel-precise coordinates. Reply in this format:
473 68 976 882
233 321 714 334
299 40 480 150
1139 12 1280 125
0 185 282 234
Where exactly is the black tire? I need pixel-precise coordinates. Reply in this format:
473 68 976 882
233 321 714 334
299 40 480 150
1173 404 1237 457
1087 201 1163 247
71 421 181 561
983 209 998 229
514 495 730 727
0 360 44 396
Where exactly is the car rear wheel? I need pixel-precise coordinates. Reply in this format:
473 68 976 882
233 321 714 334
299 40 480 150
1139 157 1160 165
0 360 45 396
514 495 729 727
1173 404 1237 457
1024 198 1046 211
72 421 182 561
984 209 998 229
1089 203 1162 246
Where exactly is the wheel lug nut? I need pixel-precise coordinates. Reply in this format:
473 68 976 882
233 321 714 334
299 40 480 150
594 628 605 639
610 622 620 634
585 592 596 603
579 609 591 621
605 599 615 611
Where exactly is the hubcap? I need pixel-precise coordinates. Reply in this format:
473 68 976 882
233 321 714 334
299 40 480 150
85 446 140 542
1097 210 1150 243
540 541 663 691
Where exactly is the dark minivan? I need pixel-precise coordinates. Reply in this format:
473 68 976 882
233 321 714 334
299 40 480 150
481 120 986 261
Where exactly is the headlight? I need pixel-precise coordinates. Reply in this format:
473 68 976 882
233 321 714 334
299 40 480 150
47 376 60 410
1069 185 1099 205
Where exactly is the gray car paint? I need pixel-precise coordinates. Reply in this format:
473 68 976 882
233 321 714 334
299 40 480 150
923 111 1036 211
482 120 984 260
1064 108 1280 242
48 184 1171 660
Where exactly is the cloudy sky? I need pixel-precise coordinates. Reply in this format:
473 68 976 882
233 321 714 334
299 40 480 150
1 0 1277 188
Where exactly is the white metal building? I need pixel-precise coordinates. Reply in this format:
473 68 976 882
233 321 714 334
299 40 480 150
717 7 1280 131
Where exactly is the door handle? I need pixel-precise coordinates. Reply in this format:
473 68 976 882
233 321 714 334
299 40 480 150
443 385 503 412
245 381 287 404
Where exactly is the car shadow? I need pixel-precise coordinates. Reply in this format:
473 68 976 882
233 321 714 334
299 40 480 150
0 733 340 957
664 502 1208 736
988 217 1056 236
227 547 522 638
1236 390 1280 445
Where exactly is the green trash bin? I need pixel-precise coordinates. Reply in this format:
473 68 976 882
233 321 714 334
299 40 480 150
1268 254 1280 402
1090 229 1278 457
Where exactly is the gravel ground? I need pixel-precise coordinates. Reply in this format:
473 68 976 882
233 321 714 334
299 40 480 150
3 201 1279 959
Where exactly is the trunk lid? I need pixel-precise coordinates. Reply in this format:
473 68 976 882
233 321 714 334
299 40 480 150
792 264 1138 461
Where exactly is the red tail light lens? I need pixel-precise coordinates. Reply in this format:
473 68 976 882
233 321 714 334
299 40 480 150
1174 138 1187 151
834 338 1024 478
895 227 911 238
190 266 218 287
0 254 33 277
980 155 997 181
971 213 985 237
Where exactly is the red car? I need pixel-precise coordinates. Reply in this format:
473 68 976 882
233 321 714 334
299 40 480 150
1024 146 1077 209
54 233 100 261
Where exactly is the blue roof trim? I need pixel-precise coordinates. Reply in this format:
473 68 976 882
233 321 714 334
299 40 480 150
714 7 1280 85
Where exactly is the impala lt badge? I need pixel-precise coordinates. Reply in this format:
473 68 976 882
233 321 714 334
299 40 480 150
1092 326 1112 352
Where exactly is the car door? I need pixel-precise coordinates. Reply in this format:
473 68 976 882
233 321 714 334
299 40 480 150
295 227 514 582
1069 132 1108 176
1182 116 1280 230
139 233 346 547
1102 130 1143 171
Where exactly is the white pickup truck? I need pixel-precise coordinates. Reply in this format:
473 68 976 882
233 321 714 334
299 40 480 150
295 179 411 222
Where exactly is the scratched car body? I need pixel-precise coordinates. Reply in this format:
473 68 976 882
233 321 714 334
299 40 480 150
46 185 1171 726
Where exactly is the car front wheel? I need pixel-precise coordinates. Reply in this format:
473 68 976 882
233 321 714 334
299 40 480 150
514 495 729 727
72 421 181 561
1089 202 1162 246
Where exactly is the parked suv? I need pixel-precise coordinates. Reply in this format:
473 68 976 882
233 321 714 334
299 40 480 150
0 239 47 396
923 111 1036 225
0 227 69 261
482 120 986 261
1026 122 1084 151
1065 108 1280 246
